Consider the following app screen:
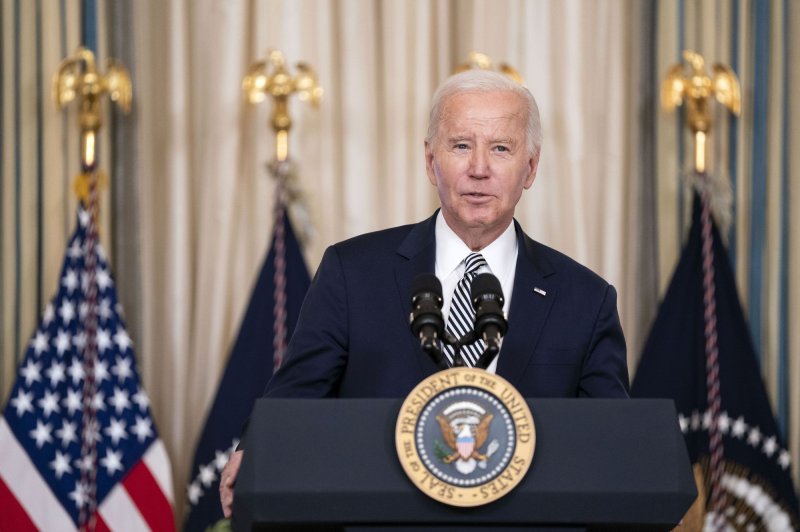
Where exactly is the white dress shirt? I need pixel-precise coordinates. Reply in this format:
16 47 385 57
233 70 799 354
434 212 518 373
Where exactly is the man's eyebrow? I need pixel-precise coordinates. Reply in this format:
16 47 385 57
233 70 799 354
444 135 517 145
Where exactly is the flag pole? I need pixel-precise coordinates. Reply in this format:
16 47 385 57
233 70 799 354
184 50 319 530
242 49 321 369
53 46 131 198
661 49 741 530
52 46 131 531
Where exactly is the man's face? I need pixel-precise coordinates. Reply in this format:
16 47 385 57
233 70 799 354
425 90 538 244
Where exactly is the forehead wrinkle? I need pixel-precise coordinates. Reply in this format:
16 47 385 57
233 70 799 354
439 114 525 142
433 93 529 151
441 111 521 129
444 128 519 145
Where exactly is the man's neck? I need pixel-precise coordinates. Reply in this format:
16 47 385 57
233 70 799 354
443 216 511 251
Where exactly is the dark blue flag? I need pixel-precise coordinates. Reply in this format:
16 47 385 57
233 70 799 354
184 209 310 531
632 195 799 530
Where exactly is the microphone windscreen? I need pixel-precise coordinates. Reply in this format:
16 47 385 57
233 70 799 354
471 272 503 301
412 273 443 300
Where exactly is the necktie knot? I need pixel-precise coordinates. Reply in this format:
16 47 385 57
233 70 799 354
463 253 486 277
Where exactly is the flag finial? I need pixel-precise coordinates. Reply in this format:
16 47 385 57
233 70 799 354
243 49 323 163
661 50 741 174
53 47 132 174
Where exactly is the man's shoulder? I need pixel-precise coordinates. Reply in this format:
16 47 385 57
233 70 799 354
321 219 434 270
329 214 436 260
333 222 419 252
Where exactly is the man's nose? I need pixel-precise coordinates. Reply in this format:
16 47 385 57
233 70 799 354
468 150 490 178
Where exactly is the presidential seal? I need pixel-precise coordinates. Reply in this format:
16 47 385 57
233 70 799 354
395 367 535 507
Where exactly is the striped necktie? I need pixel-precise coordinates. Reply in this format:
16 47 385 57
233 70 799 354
443 252 487 367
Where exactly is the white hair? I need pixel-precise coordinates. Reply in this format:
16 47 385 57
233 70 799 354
425 69 542 158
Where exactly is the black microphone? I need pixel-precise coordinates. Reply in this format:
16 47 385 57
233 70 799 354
471 273 508 369
410 273 447 367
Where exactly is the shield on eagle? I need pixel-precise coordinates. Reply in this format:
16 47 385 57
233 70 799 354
456 425 475 459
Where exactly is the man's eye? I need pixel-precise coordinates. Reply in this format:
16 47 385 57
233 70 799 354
495 145 509 152
454 143 469 150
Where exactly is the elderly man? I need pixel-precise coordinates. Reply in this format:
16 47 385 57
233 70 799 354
220 69 629 517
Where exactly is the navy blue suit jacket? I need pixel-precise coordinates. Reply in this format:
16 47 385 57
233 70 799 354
264 212 629 399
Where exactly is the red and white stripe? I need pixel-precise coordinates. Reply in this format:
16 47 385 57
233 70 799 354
0 419 175 531
98 440 175 531
0 419 74 531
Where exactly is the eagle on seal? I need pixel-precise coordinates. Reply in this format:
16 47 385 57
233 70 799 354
436 413 494 464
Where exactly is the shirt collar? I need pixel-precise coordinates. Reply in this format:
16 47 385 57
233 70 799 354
434 211 517 278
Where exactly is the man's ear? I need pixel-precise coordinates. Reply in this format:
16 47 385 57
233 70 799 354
425 141 437 186
523 152 540 189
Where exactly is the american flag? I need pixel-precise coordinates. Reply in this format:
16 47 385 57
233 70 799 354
0 207 175 531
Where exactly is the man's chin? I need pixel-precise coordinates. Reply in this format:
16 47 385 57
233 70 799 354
443 207 507 231
460 207 499 226
456 215 504 233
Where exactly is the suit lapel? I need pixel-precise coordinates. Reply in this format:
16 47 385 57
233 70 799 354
394 213 438 375
496 223 557 389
